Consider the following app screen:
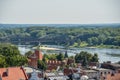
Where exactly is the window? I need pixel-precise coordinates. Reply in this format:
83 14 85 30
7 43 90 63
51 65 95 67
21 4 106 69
111 73 115 76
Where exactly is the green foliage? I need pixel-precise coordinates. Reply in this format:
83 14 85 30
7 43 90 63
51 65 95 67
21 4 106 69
0 43 28 67
69 56 74 59
64 51 68 58
0 43 20 56
56 52 64 61
0 26 120 48
38 60 47 71
80 41 88 47
43 52 69 62
6 55 28 66
43 53 58 61
25 51 33 57
91 53 99 62
75 51 99 66
42 54 49 62
0 55 6 67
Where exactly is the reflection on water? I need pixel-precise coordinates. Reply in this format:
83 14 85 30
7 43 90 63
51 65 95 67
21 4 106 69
18 45 32 55
18 45 120 63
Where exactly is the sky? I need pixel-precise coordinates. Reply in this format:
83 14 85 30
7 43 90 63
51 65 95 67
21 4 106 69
0 0 120 24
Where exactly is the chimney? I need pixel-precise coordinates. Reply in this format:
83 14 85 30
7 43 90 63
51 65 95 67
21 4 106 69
6 68 9 76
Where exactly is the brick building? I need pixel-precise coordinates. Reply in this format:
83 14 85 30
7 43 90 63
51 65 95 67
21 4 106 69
28 46 43 68
46 60 66 71
101 62 120 70
105 69 120 80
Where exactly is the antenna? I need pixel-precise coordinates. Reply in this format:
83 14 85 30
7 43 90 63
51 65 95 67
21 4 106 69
36 42 41 50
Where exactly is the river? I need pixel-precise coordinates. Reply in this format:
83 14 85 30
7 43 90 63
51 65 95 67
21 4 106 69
18 45 120 63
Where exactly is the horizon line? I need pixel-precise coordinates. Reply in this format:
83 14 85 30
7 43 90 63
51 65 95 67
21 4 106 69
0 22 120 25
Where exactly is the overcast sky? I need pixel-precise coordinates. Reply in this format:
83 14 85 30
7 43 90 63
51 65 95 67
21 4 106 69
0 0 120 24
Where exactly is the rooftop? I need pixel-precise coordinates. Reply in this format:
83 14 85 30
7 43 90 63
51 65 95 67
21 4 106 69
84 70 97 73
0 67 28 80
23 67 42 74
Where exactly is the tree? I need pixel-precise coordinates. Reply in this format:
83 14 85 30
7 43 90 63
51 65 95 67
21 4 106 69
56 52 64 61
6 55 28 66
42 54 49 62
38 60 47 71
0 25 120 48
0 43 28 67
0 55 6 67
91 53 99 62
64 51 68 58
0 45 20 57
75 51 99 66
25 51 33 57
82 56 88 67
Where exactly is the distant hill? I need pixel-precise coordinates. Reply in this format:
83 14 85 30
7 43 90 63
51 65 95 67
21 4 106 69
0 23 120 48
0 23 120 29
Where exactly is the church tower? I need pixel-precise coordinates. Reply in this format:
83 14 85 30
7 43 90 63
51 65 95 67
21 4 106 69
34 43 43 60
28 43 43 68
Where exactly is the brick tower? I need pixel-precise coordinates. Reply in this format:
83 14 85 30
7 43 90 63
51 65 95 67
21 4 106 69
28 44 43 68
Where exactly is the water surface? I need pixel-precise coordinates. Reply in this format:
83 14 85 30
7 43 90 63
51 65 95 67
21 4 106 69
18 45 120 63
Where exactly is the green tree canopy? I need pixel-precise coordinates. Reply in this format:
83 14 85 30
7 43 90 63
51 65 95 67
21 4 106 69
25 51 33 57
64 51 68 58
0 43 28 67
75 51 99 66
0 55 6 68
91 53 99 62
0 26 120 48
56 52 64 61
38 60 47 71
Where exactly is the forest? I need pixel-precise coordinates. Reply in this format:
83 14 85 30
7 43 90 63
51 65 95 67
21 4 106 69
0 24 120 48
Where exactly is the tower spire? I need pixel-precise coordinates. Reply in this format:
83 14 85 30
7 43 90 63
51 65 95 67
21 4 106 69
38 42 41 46
36 42 41 50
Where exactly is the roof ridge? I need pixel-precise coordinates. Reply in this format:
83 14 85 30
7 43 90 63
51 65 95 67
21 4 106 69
21 67 28 80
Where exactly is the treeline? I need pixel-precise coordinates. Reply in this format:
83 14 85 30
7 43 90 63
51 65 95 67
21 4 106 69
0 26 120 48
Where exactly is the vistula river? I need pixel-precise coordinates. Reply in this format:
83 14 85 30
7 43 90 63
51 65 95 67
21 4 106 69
18 45 120 63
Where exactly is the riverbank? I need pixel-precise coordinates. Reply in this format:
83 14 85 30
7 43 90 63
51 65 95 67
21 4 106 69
32 44 120 51
40 46 61 50
69 44 120 49
33 46 61 50
18 44 120 63
92 45 120 49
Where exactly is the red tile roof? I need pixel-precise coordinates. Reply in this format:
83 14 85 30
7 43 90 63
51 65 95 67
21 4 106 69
106 73 120 80
0 67 28 80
